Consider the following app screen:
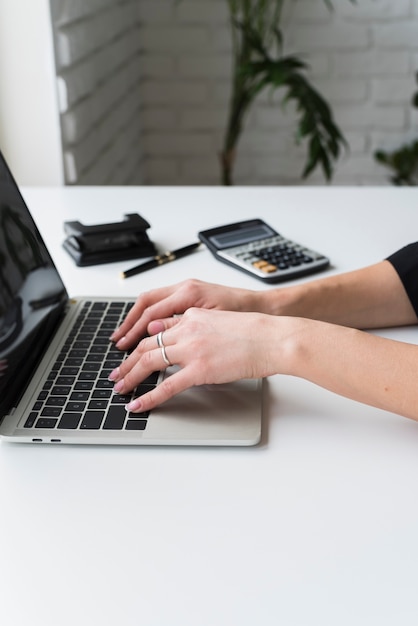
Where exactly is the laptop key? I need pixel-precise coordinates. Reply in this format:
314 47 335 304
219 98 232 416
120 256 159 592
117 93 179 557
92 389 112 399
94 336 110 344
70 391 89 401
111 394 132 404
90 344 108 354
69 349 87 358
73 341 90 350
41 407 62 417
58 413 82 429
78 371 97 381
24 412 38 428
64 357 83 367
74 381 94 391
36 418 58 429
46 396 67 407
86 353 104 362
125 419 147 431
56 376 76 386
88 399 108 410
95 379 113 389
103 405 127 430
103 359 122 369
82 362 101 372
66 401 87 412
51 386 71 396
80 411 105 429
61 367 79 377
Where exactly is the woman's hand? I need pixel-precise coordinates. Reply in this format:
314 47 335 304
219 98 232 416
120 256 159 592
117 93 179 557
110 279 263 350
109 307 293 412
107 260 418 421
109 298 418 422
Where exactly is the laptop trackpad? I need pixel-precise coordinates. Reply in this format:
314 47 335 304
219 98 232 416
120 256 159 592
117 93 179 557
145 373 263 446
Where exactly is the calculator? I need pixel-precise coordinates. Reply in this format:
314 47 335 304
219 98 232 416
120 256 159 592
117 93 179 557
198 219 330 283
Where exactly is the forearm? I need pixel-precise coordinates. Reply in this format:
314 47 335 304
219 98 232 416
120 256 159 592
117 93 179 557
114 307 418 421
283 317 418 421
261 260 418 329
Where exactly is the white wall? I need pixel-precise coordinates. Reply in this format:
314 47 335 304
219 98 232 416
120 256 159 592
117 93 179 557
138 0 418 186
50 0 144 185
1 0 417 186
0 0 64 185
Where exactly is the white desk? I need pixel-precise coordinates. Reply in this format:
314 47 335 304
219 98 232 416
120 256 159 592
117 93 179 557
2 186 418 626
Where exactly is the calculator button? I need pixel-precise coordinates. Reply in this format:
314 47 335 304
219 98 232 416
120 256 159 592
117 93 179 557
260 264 277 273
253 260 269 269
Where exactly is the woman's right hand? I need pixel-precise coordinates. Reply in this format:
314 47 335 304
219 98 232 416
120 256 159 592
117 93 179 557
110 307 295 412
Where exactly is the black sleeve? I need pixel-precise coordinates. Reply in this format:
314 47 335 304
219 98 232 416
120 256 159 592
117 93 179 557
386 243 418 316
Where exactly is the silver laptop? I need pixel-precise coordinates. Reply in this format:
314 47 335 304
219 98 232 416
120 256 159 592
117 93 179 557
0 151 262 446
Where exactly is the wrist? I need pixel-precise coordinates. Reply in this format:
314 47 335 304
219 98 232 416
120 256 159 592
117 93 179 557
276 316 311 377
260 284 306 317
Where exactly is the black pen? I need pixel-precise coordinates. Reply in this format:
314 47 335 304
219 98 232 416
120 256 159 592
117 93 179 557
121 242 201 279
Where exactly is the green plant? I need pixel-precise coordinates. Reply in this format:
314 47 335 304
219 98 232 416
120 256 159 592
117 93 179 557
375 74 418 186
220 0 350 185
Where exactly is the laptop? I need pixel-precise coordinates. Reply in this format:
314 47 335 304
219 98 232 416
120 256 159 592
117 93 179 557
0 150 262 446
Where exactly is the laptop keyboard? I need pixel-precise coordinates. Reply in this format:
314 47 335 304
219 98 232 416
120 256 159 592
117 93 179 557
23 301 158 432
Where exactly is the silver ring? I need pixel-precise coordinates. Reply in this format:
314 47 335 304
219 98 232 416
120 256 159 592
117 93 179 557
161 345 172 367
157 331 172 366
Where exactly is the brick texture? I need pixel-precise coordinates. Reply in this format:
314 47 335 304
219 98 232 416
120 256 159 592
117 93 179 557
49 0 418 186
50 0 144 184
138 0 418 186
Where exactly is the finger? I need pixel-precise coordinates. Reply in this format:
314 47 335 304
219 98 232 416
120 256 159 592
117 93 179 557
113 339 178 393
112 351 163 393
110 334 165 382
147 316 182 336
125 367 195 413
110 285 178 338
112 290 185 348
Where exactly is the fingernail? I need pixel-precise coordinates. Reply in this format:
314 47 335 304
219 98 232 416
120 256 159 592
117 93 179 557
108 367 120 381
114 380 124 393
148 320 165 335
125 398 142 412
116 336 127 348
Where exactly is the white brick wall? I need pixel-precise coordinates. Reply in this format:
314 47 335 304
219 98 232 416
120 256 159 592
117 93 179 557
50 0 144 184
138 0 418 186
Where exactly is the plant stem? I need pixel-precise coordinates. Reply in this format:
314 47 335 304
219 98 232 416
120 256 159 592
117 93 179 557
220 10 255 185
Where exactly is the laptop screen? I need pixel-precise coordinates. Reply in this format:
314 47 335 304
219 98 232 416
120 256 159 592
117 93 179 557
0 151 68 418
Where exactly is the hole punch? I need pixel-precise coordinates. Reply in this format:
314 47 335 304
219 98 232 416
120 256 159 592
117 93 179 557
63 214 156 266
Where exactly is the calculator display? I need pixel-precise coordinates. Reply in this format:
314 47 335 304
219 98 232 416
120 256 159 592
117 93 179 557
209 224 275 249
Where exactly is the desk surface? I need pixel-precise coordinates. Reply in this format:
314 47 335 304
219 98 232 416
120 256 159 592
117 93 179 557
2 186 418 626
